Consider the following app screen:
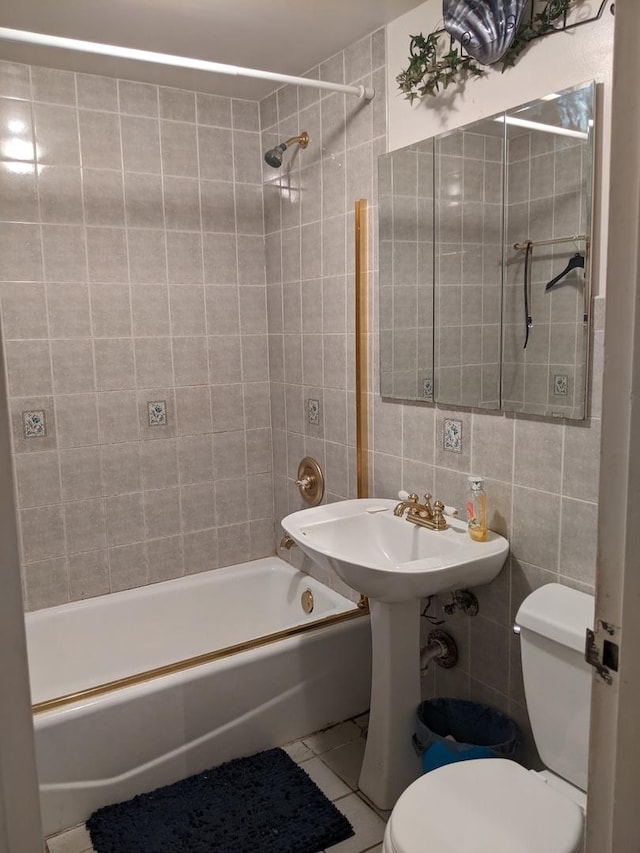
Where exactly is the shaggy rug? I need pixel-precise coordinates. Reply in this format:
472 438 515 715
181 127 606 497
86 747 354 852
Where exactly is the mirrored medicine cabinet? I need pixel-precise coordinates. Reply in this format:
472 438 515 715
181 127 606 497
378 80 595 420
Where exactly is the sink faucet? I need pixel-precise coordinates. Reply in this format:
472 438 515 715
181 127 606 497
393 492 420 516
393 492 448 531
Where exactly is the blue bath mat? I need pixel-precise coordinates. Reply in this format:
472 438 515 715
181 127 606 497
86 747 354 853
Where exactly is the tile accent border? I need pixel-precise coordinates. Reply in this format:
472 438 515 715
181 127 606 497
147 400 167 427
443 417 462 453
422 377 433 400
307 398 320 425
553 374 569 396
22 410 47 438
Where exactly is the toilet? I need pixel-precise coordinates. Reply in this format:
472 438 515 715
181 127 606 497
382 583 594 853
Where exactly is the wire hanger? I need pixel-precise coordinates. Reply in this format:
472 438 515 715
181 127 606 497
523 241 533 349
545 252 585 291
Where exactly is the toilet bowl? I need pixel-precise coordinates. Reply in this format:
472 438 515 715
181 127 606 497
382 758 584 853
382 584 594 853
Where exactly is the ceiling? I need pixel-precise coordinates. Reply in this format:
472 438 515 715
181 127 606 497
0 0 424 100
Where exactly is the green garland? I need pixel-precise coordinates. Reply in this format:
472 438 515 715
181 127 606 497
397 0 574 102
502 0 572 68
397 32 485 101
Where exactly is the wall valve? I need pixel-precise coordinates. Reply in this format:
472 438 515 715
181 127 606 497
443 589 479 617
420 629 458 671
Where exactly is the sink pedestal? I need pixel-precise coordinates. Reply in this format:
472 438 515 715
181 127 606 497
281 499 510 808
358 599 422 810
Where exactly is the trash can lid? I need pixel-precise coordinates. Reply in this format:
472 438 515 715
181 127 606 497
387 759 584 853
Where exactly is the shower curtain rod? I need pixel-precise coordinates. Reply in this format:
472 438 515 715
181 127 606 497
0 26 376 100
514 234 588 251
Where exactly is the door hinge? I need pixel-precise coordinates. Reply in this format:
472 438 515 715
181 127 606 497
585 620 620 685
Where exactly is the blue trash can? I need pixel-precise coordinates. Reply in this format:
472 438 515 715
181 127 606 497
413 698 519 773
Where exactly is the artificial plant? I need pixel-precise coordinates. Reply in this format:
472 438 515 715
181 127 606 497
397 0 575 102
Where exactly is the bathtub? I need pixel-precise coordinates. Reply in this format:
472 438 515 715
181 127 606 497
26 556 371 835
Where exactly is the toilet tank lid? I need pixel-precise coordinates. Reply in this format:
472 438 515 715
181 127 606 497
516 583 594 652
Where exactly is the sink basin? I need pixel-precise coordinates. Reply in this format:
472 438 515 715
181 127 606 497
282 498 509 603
282 497 510 810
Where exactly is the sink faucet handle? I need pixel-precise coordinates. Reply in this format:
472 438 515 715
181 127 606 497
431 500 447 530
393 492 420 517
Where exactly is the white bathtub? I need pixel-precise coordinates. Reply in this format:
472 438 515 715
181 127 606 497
26 556 371 835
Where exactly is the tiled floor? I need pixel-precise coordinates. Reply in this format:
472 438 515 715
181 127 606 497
46 714 387 853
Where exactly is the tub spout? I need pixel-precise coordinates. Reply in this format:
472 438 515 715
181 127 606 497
279 534 296 550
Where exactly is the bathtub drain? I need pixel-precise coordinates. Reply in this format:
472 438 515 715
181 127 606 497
301 589 314 614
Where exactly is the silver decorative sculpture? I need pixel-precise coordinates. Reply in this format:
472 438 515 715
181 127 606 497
443 0 528 65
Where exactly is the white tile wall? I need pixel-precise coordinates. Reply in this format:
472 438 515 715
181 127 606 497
259 32 603 763
0 61 275 609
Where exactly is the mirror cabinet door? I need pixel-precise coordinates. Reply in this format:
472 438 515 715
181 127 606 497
434 118 504 410
379 140 434 401
502 82 594 419
378 81 594 420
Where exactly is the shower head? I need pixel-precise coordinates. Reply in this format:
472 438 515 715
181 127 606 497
264 131 309 168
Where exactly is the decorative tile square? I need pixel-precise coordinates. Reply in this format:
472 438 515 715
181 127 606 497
422 377 433 400
553 374 569 396
307 398 320 425
443 418 462 453
147 400 167 427
22 410 47 438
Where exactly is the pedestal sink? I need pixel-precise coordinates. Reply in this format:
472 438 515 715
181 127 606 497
281 498 509 810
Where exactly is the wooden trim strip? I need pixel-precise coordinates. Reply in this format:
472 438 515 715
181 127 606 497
355 199 369 499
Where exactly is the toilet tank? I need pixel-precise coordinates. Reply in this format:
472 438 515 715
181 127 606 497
515 583 595 792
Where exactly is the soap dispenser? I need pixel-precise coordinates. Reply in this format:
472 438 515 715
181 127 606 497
466 476 487 542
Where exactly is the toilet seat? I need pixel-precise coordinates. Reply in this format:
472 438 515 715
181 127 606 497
383 759 584 853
